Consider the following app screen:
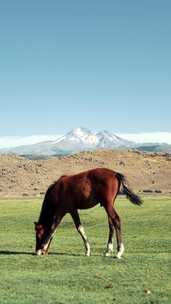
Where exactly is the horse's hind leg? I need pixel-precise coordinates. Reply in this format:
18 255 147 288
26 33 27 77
105 216 114 256
105 204 124 259
71 210 91 256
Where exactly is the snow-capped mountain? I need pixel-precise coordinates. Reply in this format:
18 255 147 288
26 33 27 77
57 127 98 148
0 128 134 156
57 128 133 149
96 130 133 148
0 128 171 157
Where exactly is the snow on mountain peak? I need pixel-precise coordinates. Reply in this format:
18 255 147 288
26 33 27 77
0 127 136 156
61 128 133 148
1 127 171 156
95 130 133 148
65 128 98 146
68 127 92 136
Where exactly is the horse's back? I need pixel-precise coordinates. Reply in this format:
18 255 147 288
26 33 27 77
58 168 118 210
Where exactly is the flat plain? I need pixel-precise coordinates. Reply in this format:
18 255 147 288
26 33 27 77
0 197 170 304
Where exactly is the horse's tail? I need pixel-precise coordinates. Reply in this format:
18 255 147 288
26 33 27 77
116 172 143 206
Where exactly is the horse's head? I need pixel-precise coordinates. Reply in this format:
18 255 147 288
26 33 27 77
34 222 53 256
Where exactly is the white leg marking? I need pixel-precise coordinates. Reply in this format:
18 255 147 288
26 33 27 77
116 243 124 259
105 242 113 257
78 225 87 239
78 225 91 256
43 240 50 251
85 243 91 256
108 243 113 251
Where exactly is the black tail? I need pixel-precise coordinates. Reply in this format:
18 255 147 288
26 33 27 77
116 172 143 206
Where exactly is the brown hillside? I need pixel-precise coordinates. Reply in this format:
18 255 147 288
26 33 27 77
0 150 171 198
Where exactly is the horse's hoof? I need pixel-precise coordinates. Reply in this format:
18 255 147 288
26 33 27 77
114 254 122 259
85 252 91 257
104 251 113 257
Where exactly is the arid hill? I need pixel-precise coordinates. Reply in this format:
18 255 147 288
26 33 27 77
0 149 171 198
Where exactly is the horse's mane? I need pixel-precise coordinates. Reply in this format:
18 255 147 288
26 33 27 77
44 181 57 199
38 176 67 224
44 175 67 198
38 181 57 224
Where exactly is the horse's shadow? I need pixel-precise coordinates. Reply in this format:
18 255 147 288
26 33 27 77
0 250 34 255
0 250 96 257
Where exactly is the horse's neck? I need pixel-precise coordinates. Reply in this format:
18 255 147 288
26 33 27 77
39 198 51 224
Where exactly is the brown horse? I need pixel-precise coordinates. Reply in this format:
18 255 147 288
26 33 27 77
35 168 142 258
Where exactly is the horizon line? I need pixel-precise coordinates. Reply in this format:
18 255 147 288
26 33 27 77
0 129 171 148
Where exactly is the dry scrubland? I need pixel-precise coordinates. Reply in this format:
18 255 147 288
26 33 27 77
0 150 171 198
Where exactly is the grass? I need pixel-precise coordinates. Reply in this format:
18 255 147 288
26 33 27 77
0 197 171 304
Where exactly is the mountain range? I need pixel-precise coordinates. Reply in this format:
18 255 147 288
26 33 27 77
0 127 171 157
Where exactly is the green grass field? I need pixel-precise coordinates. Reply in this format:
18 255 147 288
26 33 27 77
0 197 170 304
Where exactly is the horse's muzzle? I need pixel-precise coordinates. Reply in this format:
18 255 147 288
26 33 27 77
36 249 48 256
36 249 43 256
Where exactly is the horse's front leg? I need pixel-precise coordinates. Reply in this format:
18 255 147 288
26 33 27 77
43 236 53 255
43 213 65 255
71 210 91 256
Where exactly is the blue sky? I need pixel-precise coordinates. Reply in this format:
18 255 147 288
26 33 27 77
0 0 171 136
